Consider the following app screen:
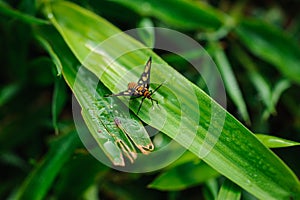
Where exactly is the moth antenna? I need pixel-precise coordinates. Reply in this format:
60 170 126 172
152 80 166 94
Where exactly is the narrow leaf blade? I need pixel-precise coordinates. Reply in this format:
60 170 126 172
235 19 300 84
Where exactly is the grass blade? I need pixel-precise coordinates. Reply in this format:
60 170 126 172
235 19 300 84
209 42 250 124
216 179 242 200
13 130 81 200
114 0 225 30
256 134 300 148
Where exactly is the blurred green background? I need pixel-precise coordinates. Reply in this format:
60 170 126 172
1 0 300 199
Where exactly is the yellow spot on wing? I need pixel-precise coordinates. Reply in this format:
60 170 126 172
142 75 148 81
144 65 150 73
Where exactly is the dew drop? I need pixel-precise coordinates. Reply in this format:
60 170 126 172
47 13 53 19
245 179 252 186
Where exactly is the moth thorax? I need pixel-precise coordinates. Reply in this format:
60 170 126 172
128 82 138 89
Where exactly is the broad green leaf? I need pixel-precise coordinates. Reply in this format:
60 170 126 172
235 19 300 84
13 129 81 200
209 42 250 124
35 26 153 166
256 134 300 148
149 161 219 190
114 0 225 30
216 179 242 200
42 1 300 199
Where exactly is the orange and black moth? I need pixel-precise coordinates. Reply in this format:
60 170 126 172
107 57 163 114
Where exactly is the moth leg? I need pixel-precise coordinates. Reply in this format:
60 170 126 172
151 98 159 110
149 81 164 110
137 96 146 114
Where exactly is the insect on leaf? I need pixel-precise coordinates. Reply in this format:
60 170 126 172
107 57 163 114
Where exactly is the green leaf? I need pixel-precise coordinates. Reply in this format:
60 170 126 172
36 35 62 75
203 179 219 200
114 0 225 30
0 83 20 107
0 1 48 25
52 154 108 199
149 161 219 190
271 79 291 109
232 43 291 120
13 129 81 200
52 77 68 134
162 150 199 170
41 1 300 199
256 134 300 148
262 79 291 119
137 18 155 48
35 26 154 166
209 42 250 124
216 179 242 200
235 19 300 84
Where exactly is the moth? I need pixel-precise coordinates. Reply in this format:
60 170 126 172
107 57 163 114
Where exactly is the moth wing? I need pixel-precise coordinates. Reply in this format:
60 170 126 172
137 57 152 89
108 89 135 97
